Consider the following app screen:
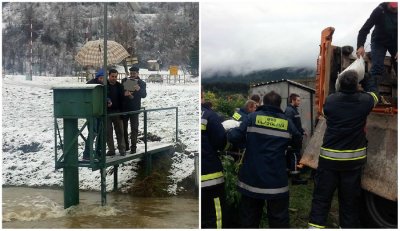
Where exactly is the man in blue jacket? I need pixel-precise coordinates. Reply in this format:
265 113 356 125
285 93 307 185
83 69 104 160
228 91 301 228
308 70 377 228
357 2 397 95
201 87 227 229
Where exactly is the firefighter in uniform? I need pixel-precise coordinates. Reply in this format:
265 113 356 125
231 100 257 122
201 88 227 229
228 91 301 228
308 70 378 228
229 100 257 161
285 93 308 185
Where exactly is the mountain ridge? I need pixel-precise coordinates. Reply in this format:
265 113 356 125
202 66 316 84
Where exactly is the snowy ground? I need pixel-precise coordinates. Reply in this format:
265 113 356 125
2 74 199 195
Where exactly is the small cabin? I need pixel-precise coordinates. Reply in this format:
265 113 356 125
147 60 160 71
249 79 315 149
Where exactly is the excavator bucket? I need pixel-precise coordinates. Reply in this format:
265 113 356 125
299 116 326 169
362 113 397 201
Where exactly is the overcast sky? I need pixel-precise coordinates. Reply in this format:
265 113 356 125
201 0 382 75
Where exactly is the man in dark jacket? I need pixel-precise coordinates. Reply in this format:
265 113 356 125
308 70 378 228
285 93 307 185
250 94 261 107
83 69 104 160
357 2 397 95
201 87 227 229
121 65 147 154
228 91 301 228
228 100 257 160
106 69 126 156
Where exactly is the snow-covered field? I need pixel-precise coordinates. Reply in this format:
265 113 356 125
2 74 199 195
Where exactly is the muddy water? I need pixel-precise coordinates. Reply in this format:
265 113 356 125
2 187 198 228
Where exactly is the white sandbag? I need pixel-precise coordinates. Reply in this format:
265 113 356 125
335 56 365 91
222 119 241 131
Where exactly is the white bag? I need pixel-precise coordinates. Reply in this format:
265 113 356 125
335 56 365 91
222 119 241 131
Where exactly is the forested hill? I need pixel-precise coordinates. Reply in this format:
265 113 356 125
2 2 199 76
202 67 315 84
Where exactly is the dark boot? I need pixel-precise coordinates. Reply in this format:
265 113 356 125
106 150 116 156
291 174 308 185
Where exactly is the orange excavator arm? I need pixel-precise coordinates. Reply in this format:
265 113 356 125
315 27 397 116
315 27 335 117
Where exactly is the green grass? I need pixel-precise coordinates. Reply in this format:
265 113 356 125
288 177 339 228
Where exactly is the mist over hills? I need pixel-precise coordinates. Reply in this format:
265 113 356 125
202 66 316 84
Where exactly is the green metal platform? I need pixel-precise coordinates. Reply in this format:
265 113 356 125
53 84 179 208
77 143 174 170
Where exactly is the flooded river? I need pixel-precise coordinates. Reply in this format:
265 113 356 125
2 187 198 228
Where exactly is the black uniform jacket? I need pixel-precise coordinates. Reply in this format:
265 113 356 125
201 103 227 187
228 105 301 199
232 107 249 122
320 91 375 170
285 104 305 134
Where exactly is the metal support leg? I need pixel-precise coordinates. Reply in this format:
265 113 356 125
100 167 107 206
146 153 152 176
63 119 79 209
195 153 199 196
144 111 151 176
113 165 118 192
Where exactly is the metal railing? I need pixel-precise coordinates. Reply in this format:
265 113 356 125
108 106 179 166
55 106 178 170
54 106 178 207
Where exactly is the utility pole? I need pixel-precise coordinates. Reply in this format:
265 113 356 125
26 18 33 81
26 4 33 81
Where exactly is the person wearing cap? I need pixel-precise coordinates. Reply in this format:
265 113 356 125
83 68 105 160
87 68 104 85
121 65 147 154
356 2 397 97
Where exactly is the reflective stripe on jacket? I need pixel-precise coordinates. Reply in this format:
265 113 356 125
320 147 367 161
228 105 301 199
201 104 227 180
232 108 248 122
320 91 375 170
201 171 224 188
